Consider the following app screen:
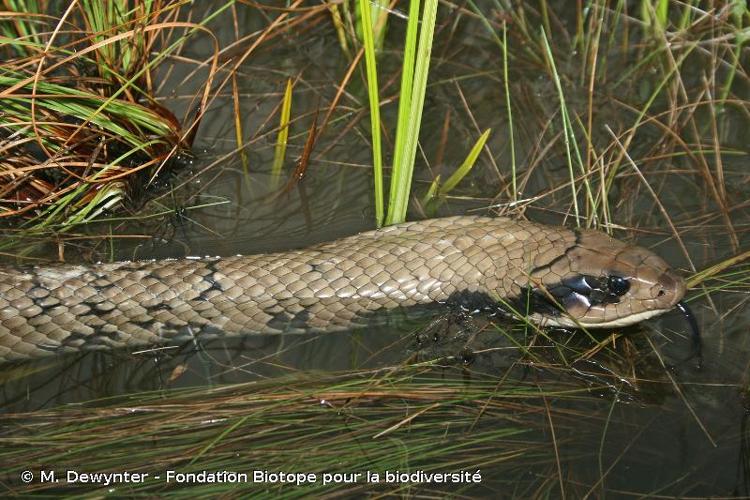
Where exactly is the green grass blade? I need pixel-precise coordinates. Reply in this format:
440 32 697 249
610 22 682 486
327 3 351 58
540 28 596 227
387 0 421 223
439 128 491 195
271 78 294 184
502 21 516 202
421 174 441 206
356 0 389 53
385 0 438 225
358 0 384 227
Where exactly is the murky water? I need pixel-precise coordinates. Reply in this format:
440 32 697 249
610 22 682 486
2 2 749 497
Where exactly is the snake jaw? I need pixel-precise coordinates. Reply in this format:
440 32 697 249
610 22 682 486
532 307 675 329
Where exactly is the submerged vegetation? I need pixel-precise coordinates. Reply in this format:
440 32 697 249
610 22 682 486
0 0 749 497
0 364 608 497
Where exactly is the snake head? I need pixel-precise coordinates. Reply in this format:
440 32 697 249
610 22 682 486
524 229 686 329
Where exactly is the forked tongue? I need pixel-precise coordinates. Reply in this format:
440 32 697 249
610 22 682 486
675 300 702 368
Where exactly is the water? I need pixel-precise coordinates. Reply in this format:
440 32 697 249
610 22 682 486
1 2 749 497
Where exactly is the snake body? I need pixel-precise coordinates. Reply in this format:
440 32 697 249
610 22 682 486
0 216 687 362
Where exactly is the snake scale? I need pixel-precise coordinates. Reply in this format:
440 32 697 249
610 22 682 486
0 215 694 362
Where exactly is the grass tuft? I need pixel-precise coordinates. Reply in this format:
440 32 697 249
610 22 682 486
384 0 439 225
0 1 220 242
358 0 385 226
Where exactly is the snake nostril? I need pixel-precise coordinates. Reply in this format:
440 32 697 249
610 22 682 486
657 289 666 298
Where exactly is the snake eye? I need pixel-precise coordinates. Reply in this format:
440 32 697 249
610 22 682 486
607 275 630 296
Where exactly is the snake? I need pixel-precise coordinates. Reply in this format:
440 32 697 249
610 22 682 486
0 215 697 363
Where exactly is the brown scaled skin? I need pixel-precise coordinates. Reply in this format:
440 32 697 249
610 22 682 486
0 216 692 362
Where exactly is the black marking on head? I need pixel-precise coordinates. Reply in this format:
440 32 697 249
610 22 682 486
607 275 630 296
582 273 628 305
513 273 628 317
529 229 583 275
559 275 595 295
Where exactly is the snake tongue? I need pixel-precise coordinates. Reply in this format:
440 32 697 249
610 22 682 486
675 301 700 341
675 300 702 366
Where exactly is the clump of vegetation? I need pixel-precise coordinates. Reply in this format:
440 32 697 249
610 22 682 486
0 1 208 235
0 362 618 497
